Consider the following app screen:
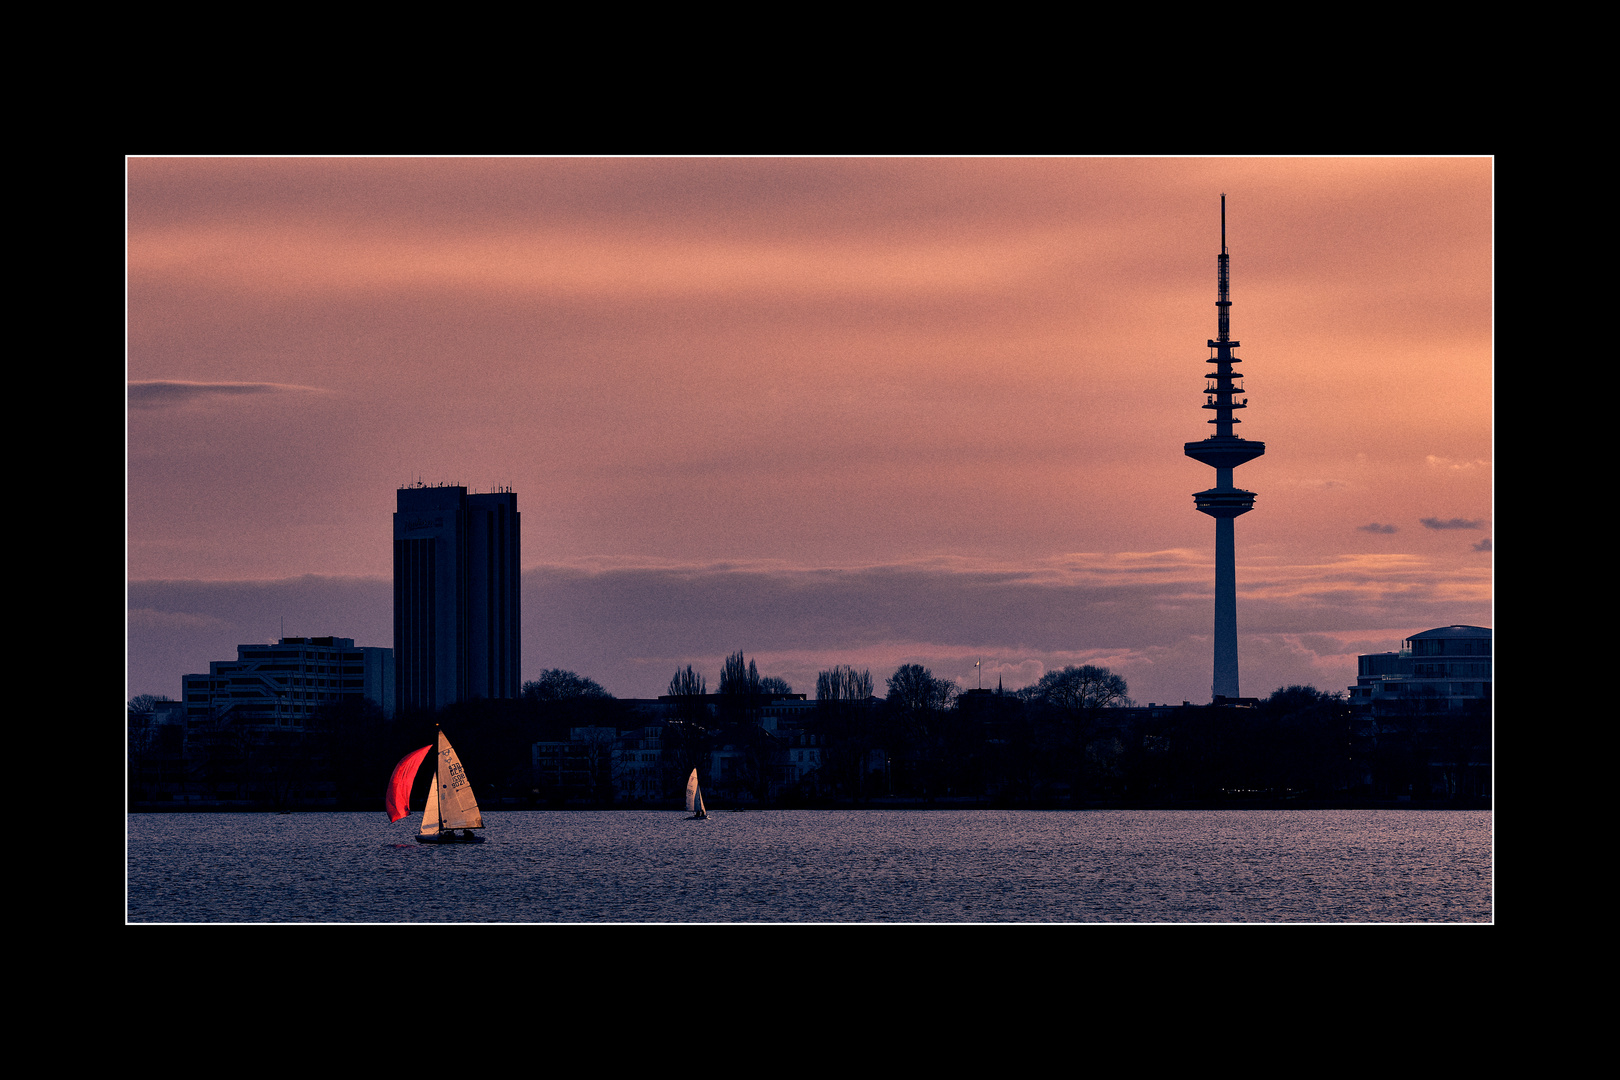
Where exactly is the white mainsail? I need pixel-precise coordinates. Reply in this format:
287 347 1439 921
685 768 699 813
421 775 441 835
436 732 483 830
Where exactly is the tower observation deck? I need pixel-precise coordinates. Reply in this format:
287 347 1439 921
1184 196 1264 701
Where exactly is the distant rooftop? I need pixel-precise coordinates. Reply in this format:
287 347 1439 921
1409 625 1491 639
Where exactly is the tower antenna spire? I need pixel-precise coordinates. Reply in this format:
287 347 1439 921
1184 196 1265 703
1217 193 1231 343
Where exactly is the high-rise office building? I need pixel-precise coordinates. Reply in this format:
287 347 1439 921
394 485 520 712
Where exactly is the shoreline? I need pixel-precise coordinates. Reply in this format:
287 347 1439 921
127 796 1492 813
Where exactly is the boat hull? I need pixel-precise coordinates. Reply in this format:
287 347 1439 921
416 831 486 844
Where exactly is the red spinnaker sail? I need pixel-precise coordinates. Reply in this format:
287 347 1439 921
386 745 433 822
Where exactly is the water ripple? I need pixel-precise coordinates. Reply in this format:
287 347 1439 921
127 809 1492 923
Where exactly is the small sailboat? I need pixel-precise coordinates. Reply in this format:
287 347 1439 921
386 731 486 844
684 768 707 820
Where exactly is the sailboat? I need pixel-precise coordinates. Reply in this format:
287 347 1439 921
684 768 707 820
386 731 486 844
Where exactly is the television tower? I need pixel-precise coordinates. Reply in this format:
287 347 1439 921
1184 196 1264 702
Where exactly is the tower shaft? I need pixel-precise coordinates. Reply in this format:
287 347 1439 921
1213 516 1238 697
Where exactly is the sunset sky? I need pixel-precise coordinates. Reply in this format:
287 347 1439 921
127 158 1492 706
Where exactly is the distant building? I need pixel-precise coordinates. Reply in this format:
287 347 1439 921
1349 625 1492 716
533 726 622 804
529 698 827 805
777 726 825 790
181 636 394 725
617 724 668 802
395 485 520 712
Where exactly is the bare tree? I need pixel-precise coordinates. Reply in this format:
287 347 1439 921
1026 665 1130 714
665 665 710 799
817 665 873 703
886 664 957 715
884 664 958 796
718 651 760 696
668 665 706 698
523 669 611 701
718 650 764 729
128 694 171 718
128 695 173 804
732 721 781 806
813 665 878 800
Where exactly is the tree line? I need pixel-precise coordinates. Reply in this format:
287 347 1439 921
130 652 1485 809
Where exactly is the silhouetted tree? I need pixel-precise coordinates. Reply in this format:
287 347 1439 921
522 669 620 779
128 694 170 718
726 720 781 805
128 695 173 802
522 669 611 701
437 695 539 802
759 676 793 696
664 665 711 799
886 664 957 715
814 665 878 800
884 664 958 796
1427 698 1489 800
1134 688 1355 802
994 696 1058 805
668 665 706 699
311 695 392 808
1021 665 1130 802
662 720 709 799
718 651 760 696
717 650 762 728
1257 685 1352 796
817 666 873 703
1027 666 1129 713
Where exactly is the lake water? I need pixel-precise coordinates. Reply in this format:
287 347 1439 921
126 809 1492 923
